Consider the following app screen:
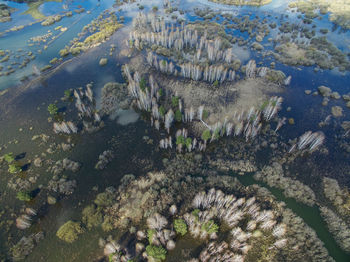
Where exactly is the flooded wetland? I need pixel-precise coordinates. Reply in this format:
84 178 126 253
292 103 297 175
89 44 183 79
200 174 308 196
0 0 350 261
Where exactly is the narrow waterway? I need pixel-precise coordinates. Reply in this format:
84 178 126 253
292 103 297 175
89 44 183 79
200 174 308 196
235 173 350 262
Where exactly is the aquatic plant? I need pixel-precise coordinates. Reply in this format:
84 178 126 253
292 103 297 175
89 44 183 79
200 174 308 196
8 163 22 174
47 103 58 116
11 232 44 260
64 89 72 100
53 121 78 134
95 150 114 170
3 152 14 163
56 221 84 243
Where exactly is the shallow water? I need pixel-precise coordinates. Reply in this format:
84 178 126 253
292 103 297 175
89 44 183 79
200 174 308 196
1 0 350 261
237 173 350 262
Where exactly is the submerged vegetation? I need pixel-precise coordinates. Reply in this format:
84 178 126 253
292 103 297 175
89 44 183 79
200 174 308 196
0 4 15 23
289 0 350 30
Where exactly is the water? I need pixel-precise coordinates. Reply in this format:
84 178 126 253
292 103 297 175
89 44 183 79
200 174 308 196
0 0 350 261
237 173 350 262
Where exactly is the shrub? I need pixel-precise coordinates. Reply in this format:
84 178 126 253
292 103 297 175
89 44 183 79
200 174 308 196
176 135 185 145
174 219 187 236
146 245 167 261
159 105 165 117
94 192 114 206
185 138 192 149
56 221 84 243
171 96 179 107
147 229 156 244
201 130 211 142
16 191 33 201
157 88 163 97
59 48 70 57
101 216 114 232
202 109 208 120
139 77 147 92
201 220 219 234
82 205 103 229
175 110 182 122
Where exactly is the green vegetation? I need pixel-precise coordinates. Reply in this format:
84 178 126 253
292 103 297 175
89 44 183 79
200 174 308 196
171 96 179 107
185 138 192 150
192 209 200 218
59 13 122 58
212 128 220 140
201 129 211 142
0 55 9 63
82 204 103 229
213 80 219 87
176 135 185 145
146 245 167 261
201 220 219 234
23 1 46 20
157 88 163 98
64 89 72 99
49 57 58 64
174 219 187 236
84 14 122 45
139 77 147 92
40 65 52 72
3 153 15 163
56 221 84 243
159 105 165 117
41 14 62 26
47 103 58 115
260 100 269 111
202 109 208 120
59 48 70 57
16 191 33 202
175 109 182 122
147 229 156 243
289 0 350 30
94 192 114 206
8 163 22 174
152 6 158 12
101 216 114 232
